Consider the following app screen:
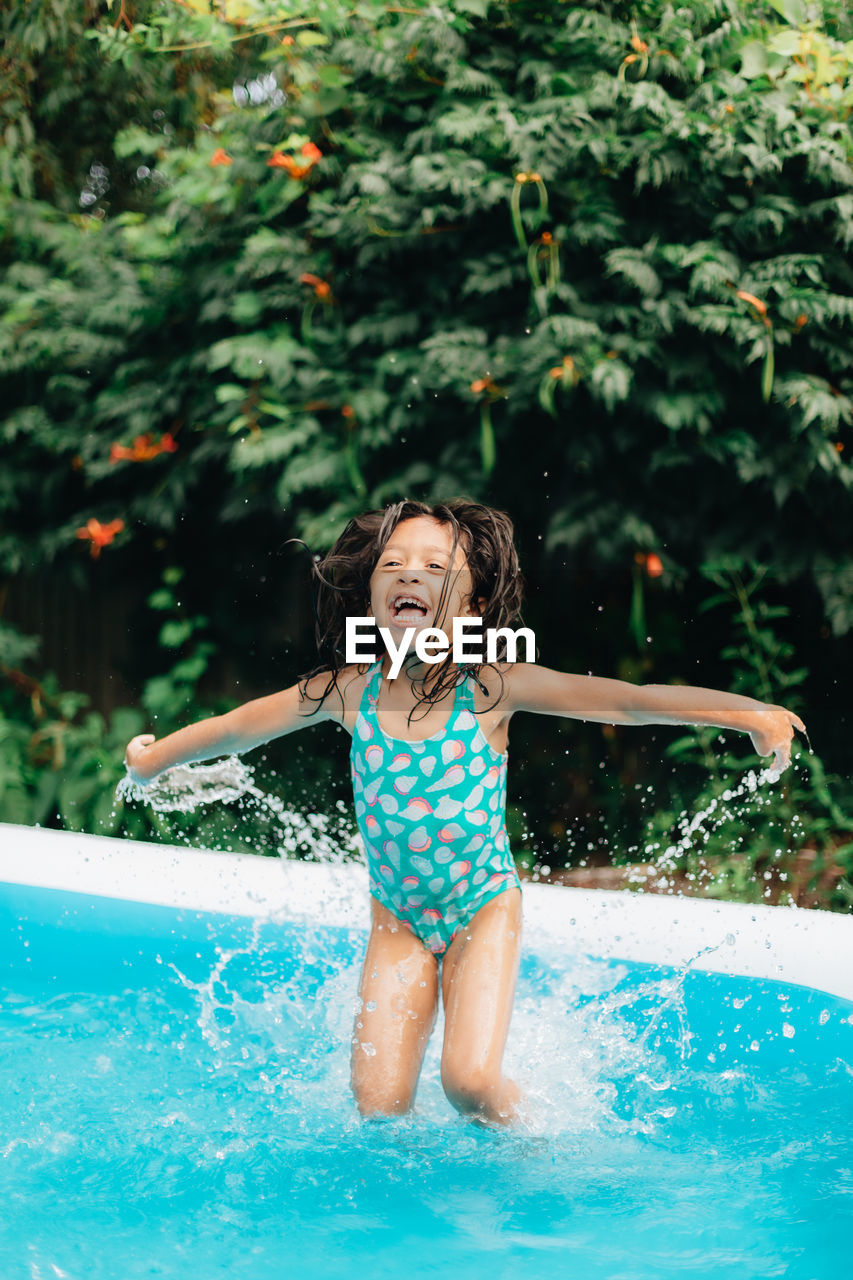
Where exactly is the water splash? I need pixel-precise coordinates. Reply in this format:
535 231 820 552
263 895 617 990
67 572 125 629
629 766 780 891
116 757 363 865
116 756 260 813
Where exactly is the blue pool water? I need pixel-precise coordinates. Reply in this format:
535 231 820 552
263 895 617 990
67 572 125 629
2 882 852 1279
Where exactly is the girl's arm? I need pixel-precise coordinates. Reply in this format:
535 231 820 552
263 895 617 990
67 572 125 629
124 671 341 784
505 664 806 776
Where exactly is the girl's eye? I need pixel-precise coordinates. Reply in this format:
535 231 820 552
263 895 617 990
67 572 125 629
381 559 445 569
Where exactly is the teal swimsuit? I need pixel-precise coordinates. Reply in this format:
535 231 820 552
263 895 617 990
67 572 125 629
349 660 521 956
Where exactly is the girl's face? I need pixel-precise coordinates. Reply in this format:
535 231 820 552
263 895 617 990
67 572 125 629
367 516 479 644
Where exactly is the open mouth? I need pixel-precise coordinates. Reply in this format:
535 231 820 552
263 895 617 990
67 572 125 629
389 594 431 624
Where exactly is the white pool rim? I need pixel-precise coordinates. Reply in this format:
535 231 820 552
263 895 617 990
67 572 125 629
2 822 852 1002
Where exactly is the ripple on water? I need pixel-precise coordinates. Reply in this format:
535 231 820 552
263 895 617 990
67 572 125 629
2 889 852 1279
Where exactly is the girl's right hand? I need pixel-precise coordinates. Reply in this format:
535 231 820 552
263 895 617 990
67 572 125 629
749 705 807 781
124 734 159 785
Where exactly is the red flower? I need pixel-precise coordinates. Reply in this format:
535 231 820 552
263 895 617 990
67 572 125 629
549 355 575 380
110 433 178 463
268 141 322 179
210 148 233 167
736 290 770 327
76 519 125 559
634 552 663 578
299 272 332 300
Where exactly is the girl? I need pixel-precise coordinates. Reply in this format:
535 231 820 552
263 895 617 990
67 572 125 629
124 499 805 1128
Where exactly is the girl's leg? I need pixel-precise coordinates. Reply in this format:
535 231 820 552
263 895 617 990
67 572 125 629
351 897 439 1117
439 887 523 1126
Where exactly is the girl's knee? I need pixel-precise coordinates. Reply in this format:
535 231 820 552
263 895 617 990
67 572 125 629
440 1057 522 1124
440 1061 496 1115
351 1074 414 1118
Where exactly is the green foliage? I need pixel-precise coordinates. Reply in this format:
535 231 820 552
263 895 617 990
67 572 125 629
0 617 147 832
3 0 851 596
0 566 244 839
1 0 851 904
640 560 853 908
140 567 221 732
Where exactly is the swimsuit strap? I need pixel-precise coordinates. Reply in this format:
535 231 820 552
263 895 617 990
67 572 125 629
362 660 474 736
455 668 479 711
364 659 383 707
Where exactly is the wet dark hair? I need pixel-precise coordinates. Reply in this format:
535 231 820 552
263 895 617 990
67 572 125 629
296 499 528 725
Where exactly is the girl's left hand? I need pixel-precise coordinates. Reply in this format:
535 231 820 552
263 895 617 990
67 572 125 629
749 705 807 781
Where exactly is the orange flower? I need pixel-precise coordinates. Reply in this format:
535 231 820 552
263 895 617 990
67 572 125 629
635 551 663 577
794 313 808 331
299 272 332 300
549 355 575 380
540 231 553 245
471 374 507 399
76 518 125 559
735 290 767 318
341 404 355 419
268 141 322 179
631 34 649 53
210 148 233 167
110 433 178 463
281 35 295 45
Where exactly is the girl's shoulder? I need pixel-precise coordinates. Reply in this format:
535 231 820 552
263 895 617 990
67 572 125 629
471 661 520 716
473 661 548 716
299 664 373 733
